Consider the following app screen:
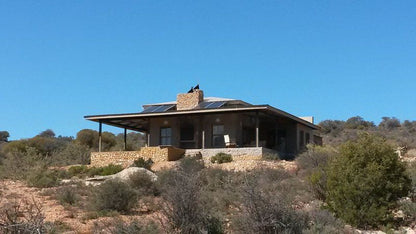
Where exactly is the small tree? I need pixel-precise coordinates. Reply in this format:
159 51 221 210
0 131 10 142
38 129 56 138
326 133 411 228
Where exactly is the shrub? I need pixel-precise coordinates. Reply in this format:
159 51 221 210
132 157 153 171
128 171 158 196
68 164 123 178
0 199 46 233
262 152 280 161
68 165 89 177
326 133 412 228
91 179 137 213
27 167 60 188
297 145 336 201
100 164 123 176
210 153 232 164
93 218 160 234
157 157 210 233
57 186 79 205
304 209 344 234
232 175 307 233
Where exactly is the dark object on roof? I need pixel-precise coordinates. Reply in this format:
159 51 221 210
187 84 200 93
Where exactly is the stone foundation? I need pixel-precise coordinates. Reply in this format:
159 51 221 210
185 147 278 161
90 146 185 168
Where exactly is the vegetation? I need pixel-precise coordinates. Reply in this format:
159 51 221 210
0 117 415 232
68 164 123 178
93 218 160 234
131 157 154 171
90 180 138 213
0 199 46 233
325 134 411 228
210 152 233 164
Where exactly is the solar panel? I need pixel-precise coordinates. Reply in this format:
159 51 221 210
142 104 175 113
141 106 159 113
208 101 226 108
197 101 226 109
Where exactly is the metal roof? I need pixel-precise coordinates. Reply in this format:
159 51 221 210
85 105 319 131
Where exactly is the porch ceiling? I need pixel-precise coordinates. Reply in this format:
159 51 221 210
85 105 319 132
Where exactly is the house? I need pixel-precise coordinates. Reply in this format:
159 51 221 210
84 87 321 166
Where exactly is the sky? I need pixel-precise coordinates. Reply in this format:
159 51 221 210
1 1 415 140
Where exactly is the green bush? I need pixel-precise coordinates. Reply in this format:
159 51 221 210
210 153 232 164
27 167 60 188
326 134 411 228
91 180 137 213
68 165 89 177
131 157 153 171
68 164 123 178
100 164 123 176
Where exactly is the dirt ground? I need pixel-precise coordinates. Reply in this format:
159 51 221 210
0 159 297 233
0 180 159 233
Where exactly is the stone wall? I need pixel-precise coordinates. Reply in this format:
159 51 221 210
91 151 141 168
185 147 278 161
176 89 204 110
90 146 185 168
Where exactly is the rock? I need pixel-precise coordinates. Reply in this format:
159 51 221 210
84 167 157 186
111 167 157 182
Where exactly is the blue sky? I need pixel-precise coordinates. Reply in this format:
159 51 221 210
1 1 415 140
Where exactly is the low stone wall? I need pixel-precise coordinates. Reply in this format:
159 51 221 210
185 147 278 161
91 151 141 168
90 146 186 168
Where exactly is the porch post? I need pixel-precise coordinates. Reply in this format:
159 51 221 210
147 133 151 146
98 121 102 152
202 130 205 149
255 111 259 147
124 128 127 150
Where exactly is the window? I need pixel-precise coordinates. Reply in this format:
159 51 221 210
306 133 310 145
299 130 305 148
180 124 194 141
160 127 172 145
212 125 225 147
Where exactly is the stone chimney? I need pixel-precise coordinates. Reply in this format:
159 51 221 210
176 89 204 110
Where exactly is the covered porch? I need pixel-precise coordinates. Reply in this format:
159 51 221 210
85 105 318 158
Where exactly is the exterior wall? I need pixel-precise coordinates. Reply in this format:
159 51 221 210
297 123 314 151
200 113 241 148
148 113 242 149
90 146 185 168
144 112 316 156
149 117 180 146
176 90 204 110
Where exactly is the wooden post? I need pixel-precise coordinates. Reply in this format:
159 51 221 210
147 133 151 147
98 121 102 152
255 112 259 147
124 128 127 150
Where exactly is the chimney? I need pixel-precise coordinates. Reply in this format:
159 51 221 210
176 89 204 110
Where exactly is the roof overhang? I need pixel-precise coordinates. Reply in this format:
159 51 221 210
84 105 319 131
